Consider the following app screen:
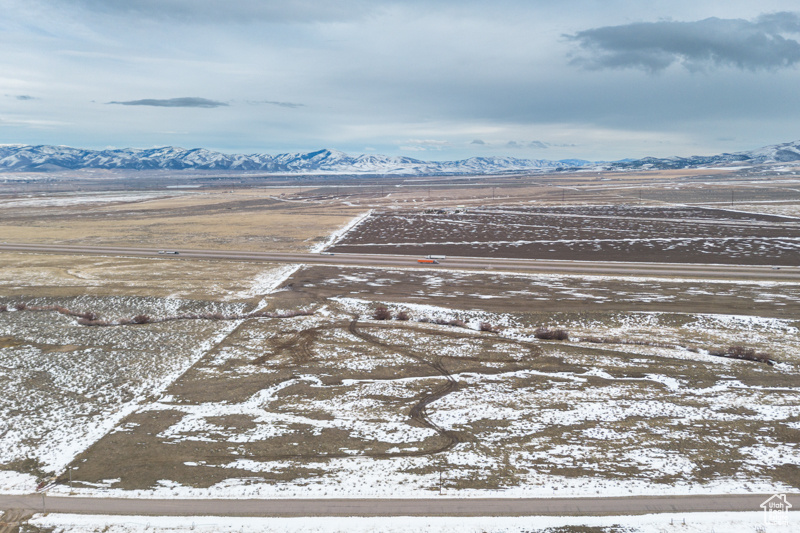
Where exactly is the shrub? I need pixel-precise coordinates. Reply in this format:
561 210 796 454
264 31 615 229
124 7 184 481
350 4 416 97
710 345 773 365
0 304 6 312
534 327 569 341
479 322 498 333
131 314 151 324
13 302 27 311
395 311 410 321
372 305 392 320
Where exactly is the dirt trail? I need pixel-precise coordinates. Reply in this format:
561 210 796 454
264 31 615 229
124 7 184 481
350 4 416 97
347 318 461 454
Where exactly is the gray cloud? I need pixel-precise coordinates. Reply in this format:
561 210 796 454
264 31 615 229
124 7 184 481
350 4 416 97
15 95 37 101
568 12 800 72
107 97 228 108
528 140 548 149
470 139 486 145
247 100 305 109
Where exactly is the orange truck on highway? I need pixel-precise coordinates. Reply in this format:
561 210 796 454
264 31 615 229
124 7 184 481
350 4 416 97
417 258 439 264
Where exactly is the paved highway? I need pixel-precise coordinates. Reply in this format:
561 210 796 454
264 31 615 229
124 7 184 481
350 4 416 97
1 242 799 281
0 493 794 517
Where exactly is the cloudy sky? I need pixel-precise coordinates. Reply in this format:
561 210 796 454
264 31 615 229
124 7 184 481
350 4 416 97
3 0 800 160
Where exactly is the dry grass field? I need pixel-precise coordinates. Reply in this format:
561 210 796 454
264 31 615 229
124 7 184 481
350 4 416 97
0 165 799 502
0 188 362 252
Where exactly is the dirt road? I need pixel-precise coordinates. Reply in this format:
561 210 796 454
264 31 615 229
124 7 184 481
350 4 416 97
1 242 798 281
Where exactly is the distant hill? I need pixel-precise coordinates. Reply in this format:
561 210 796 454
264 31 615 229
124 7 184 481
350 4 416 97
0 145 590 175
605 140 800 171
1 140 799 175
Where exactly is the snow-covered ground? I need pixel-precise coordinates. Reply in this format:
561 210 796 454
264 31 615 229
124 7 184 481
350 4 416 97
0 191 181 208
1 262 798 503
309 209 373 252
27 511 799 533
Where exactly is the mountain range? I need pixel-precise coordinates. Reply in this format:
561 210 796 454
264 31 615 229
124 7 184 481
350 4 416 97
1 140 800 175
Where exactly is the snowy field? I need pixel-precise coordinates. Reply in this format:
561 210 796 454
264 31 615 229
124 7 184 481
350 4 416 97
0 241 797 506
4 266 789 501
329 205 800 265
24 510 800 533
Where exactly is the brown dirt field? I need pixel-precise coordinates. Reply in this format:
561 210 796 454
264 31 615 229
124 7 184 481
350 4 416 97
329 206 800 265
271 265 800 319
53 263 800 493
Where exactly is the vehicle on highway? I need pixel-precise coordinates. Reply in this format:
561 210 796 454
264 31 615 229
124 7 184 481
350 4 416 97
158 251 180 255
426 255 446 260
417 258 439 264
320 251 335 255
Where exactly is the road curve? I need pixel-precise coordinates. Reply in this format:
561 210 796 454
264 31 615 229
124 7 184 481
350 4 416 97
1 242 799 281
0 493 795 517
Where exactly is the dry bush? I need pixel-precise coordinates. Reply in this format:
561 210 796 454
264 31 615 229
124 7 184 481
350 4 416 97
448 319 467 328
13 302 27 311
0 304 7 312
535 327 569 341
710 345 773 365
131 314 151 324
395 311 410 321
479 322 499 333
69 304 314 327
372 305 392 320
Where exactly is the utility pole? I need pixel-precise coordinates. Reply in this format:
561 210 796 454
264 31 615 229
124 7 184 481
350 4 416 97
439 470 443 495
68 466 73 491
731 189 734 207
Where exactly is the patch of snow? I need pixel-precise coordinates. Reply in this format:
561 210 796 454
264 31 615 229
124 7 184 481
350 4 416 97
310 209 373 252
27 511 800 533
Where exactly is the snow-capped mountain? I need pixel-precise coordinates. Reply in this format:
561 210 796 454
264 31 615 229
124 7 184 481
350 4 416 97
2 140 800 175
607 140 800 170
0 145 590 175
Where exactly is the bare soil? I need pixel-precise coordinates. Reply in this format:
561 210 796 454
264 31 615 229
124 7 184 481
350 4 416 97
329 206 800 265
